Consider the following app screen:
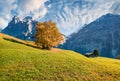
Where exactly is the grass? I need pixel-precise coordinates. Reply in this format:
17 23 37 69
0 33 120 81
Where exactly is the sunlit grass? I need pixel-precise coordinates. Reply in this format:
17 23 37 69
0 33 120 81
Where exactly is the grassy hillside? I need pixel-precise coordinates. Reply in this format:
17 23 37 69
0 33 120 81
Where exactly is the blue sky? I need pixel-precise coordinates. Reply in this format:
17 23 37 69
0 0 120 35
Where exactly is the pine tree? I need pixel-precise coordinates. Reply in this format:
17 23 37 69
116 55 120 59
35 20 65 49
93 49 99 57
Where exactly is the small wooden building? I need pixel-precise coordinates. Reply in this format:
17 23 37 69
85 52 95 57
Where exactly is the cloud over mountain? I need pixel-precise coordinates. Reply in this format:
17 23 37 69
16 0 48 19
0 0 120 35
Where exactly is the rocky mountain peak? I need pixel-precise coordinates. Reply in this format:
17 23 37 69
12 16 21 24
1 16 37 40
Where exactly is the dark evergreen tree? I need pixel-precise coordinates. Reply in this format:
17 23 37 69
93 49 99 57
116 55 120 59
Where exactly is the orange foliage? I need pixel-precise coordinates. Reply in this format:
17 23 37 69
35 20 65 49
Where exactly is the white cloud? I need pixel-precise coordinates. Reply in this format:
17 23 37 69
17 0 46 12
0 0 15 29
110 1 120 14
32 7 47 19
0 0 14 20
0 18 8 29
16 0 48 19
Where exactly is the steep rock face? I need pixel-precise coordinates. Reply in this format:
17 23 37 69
61 13 120 58
2 16 37 40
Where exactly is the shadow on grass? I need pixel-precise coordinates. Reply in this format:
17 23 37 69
3 37 38 49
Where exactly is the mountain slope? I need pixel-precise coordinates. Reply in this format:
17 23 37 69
1 16 37 40
0 33 120 81
61 13 120 58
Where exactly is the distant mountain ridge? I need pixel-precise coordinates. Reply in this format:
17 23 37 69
1 16 37 40
2 13 120 58
60 13 120 58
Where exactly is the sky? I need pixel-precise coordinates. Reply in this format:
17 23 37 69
0 0 120 35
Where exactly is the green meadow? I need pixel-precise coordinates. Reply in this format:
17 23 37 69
0 33 120 81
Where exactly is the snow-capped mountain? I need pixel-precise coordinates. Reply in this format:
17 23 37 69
1 16 37 40
60 13 120 58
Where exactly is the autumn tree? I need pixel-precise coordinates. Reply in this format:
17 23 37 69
35 20 65 49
